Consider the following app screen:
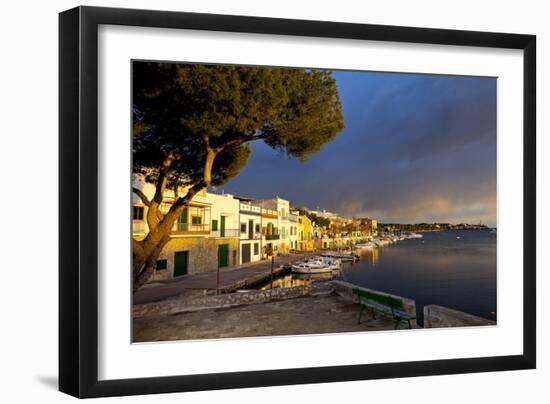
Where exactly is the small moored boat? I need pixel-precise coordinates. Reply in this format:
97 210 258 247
291 256 342 274
320 252 359 262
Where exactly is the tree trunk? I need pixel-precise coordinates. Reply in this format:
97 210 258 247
132 137 220 292
133 234 171 293
204 147 216 185
132 201 187 292
132 181 207 292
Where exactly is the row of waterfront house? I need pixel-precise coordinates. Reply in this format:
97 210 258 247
132 176 377 282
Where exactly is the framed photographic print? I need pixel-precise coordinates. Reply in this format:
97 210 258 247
59 6 536 398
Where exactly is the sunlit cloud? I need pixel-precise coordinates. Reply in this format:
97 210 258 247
223 71 497 227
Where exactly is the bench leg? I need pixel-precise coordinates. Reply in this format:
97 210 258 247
357 306 365 324
407 319 412 329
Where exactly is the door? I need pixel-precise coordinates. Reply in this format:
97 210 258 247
174 251 188 277
220 216 226 237
242 243 251 264
218 244 229 268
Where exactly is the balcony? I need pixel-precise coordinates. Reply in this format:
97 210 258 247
172 222 210 234
210 229 240 238
265 234 280 240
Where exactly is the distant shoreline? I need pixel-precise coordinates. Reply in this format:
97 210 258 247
416 228 492 233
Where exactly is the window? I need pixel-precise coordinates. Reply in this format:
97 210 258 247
254 243 259 255
255 223 260 233
212 219 218 231
241 223 247 233
191 215 202 225
132 206 144 220
156 259 167 271
179 207 188 223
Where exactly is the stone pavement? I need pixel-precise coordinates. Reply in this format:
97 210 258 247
133 252 313 305
133 293 410 342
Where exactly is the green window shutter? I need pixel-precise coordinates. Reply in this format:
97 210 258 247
180 208 188 223
212 219 218 231
156 259 167 270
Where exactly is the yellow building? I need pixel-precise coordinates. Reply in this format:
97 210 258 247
368 218 378 235
298 215 314 251
131 180 240 282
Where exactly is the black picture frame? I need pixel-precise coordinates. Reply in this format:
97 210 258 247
59 5 536 398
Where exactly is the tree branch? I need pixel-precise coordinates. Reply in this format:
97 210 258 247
217 133 268 150
173 174 181 201
151 150 179 204
174 181 206 208
132 187 151 207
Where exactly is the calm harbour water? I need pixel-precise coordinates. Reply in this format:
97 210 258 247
340 229 497 326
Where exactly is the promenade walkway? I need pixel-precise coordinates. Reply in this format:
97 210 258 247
133 293 407 342
133 252 312 305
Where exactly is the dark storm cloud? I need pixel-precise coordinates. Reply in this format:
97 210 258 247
221 71 497 226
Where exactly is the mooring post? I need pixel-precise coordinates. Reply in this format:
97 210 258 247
216 248 220 296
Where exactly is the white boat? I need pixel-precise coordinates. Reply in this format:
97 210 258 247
291 262 332 274
291 262 333 274
372 239 389 247
308 256 341 267
355 242 375 249
320 252 359 262
291 256 341 274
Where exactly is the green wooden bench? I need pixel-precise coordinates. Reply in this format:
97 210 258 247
352 288 416 329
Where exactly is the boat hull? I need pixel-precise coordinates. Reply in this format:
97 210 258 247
291 265 335 274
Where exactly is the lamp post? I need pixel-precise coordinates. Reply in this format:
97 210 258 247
216 247 220 296
270 255 274 289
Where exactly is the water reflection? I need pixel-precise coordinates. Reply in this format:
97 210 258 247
257 229 496 327
343 229 497 325
351 246 381 266
260 272 334 290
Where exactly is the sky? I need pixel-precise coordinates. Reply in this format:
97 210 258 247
221 70 497 226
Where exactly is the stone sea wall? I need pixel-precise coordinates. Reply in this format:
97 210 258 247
423 304 496 328
133 281 334 318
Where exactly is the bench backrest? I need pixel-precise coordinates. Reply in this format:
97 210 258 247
352 288 404 310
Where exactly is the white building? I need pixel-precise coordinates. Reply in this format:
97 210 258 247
257 196 291 254
237 198 262 264
260 207 279 257
288 210 300 250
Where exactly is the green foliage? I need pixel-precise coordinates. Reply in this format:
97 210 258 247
211 143 251 185
133 62 345 188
